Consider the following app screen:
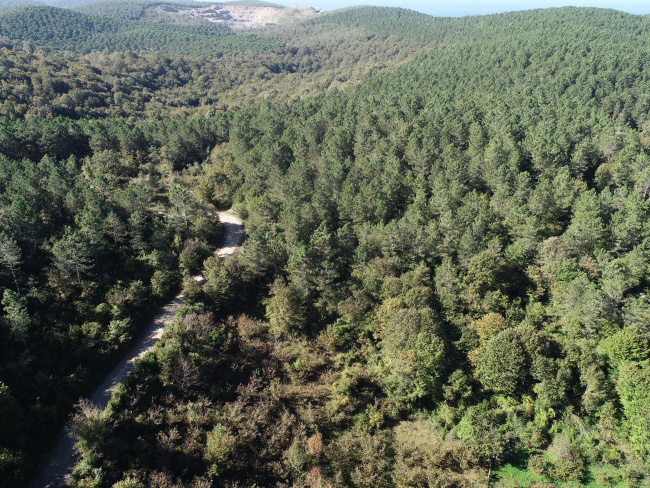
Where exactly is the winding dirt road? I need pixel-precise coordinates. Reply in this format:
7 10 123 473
35 212 243 488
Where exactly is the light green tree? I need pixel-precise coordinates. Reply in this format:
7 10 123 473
0 232 22 291
2 289 30 355
52 227 93 283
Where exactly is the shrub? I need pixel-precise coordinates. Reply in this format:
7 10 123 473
181 275 202 304
179 239 211 275
112 478 144 488
205 424 235 476
286 440 308 472
478 328 526 395
0 448 29 488
67 400 106 463
546 435 584 482
527 454 549 477
599 327 649 365
107 319 132 344
151 269 176 298
191 215 223 245
0 383 23 445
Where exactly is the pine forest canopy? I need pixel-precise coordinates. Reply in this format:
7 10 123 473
1 4 650 488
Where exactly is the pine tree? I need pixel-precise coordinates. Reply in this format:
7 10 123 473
0 232 22 292
2 289 30 356
76 206 106 276
103 211 127 247
51 227 94 284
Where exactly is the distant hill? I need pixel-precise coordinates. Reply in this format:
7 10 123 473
218 0 285 6
72 0 211 23
0 0 284 8
72 0 321 29
0 5 282 54
0 0 47 6
263 5 650 49
0 0 285 9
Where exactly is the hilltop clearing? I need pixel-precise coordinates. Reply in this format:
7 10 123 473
167 4 324 30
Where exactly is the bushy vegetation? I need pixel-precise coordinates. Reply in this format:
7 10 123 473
2 4 650 488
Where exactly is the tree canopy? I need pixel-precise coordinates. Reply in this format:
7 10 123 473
2 4 650 488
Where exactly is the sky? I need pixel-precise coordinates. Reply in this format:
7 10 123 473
272 0 649 16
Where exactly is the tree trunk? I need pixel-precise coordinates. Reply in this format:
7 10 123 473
26 237 37 270
20 336 30 360
10 263 19 292
94 248 101 276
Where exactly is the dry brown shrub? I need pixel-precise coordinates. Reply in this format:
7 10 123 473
157 427 181 452
392 418 482 488
306 467 322 488
174 355 199 394
190 477 212 488
327 428 392 488
306 434 324 457
235 314 266 341
149 471 181 488
181 312 214 338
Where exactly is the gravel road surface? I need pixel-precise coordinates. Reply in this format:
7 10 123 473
34 212 243 488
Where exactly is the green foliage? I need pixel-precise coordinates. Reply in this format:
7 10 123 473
205 423 235 476
265 276 305 334
0 447 28 488
478 328 527 395
68 399 106 463
110 478 144 488
376 307 445 406
0 232 22 291
616 361 650 462
1 289 30 353
0 383 23 445
178 240 211 276
599 327 650 365
455 404 510 462
51 227 94 283
6 4 650 487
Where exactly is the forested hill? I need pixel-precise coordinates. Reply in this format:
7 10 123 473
0 5 282 55
2 5 650 488
71 0 207 23
265 5 650 48
0 0 260 8
71 0 286 22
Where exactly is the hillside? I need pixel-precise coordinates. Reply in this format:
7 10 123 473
1 6 650 488
73 0 324 29
0 5 282 55
0 0 269 8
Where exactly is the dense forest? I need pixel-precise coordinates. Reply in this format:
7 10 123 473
1 4 650 488
0 0 281 9
0 5 281 56
71 0 285 21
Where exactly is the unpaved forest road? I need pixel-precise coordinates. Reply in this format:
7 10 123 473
35 212 243 488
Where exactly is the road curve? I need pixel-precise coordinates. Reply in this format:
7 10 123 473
35 212 243 488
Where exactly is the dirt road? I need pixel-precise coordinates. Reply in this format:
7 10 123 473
35 212 243 488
